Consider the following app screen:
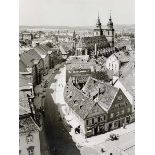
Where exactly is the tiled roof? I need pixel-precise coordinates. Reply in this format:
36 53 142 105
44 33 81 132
119 68 135 97
67 55 89 64
19 59 28 72
19 74 32 88
82 77 119 111
19 91 31 115
64 81 96 119
19 116 40 135
34 45 49 56
59 46 67 55
20 49 41 67
114 51 130 62
77 36 110 49
120 60 135 78
66 62 95 71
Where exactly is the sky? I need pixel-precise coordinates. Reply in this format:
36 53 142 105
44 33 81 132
19 0 135 26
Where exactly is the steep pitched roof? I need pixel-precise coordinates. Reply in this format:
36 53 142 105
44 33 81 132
59 45 67 55
19 59 28 72
19 116 40 135
77 36 110 50
19 91 31 115
113 51 130 63
119 68 135 97
82 77 119 111
64 82 96 119
19 74 32 88
34 44 51 57
20 49 41 67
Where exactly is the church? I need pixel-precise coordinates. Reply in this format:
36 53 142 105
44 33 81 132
75 13 115 57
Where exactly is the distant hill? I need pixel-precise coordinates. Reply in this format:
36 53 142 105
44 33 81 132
19 24 135 33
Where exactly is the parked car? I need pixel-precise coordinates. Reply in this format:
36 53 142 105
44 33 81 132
109 133 119 141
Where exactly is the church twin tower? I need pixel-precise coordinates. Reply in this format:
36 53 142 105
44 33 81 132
94 13 115 47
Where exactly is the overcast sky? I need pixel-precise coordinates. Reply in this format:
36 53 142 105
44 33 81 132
19 0 135 26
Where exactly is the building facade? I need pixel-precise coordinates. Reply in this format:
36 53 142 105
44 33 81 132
64 77 133 138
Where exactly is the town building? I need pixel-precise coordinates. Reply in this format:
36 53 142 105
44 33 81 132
66 56 96 88
64 76 132 137
59 45 68 59
106 51 130 74
34 44 52 75
113 66 135 116
19 85 41 155
20 49 44 86
19 116 41 155
21 32 33 41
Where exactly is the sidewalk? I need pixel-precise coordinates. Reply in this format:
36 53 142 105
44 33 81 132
48 65 135 148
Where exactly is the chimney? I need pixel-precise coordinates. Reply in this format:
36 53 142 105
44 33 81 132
95 43 97 56
99 88 101 95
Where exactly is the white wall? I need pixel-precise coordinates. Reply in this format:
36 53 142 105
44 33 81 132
106 55 120 73
19 131 41 155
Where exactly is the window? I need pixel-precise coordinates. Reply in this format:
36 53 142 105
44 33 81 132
86 120 89 125
98 117 100 122
104 115 106 120
122 110 124 114
92 118 94 124
19 150 21 155
26 134 33 143
118 95 122 101
110 113 114 118
27 146 34 155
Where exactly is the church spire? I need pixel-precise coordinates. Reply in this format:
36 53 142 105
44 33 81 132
109 10 112 20
96 12 102 29
107 10 113 29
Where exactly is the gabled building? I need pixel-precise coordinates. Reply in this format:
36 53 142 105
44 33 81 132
59 45 68 59
34 44 52 75
19 116 41 155
20 49 44 86
66 60 96 88
113 67 135 115
19 90 41 155
106 51 130 73
21 32 33 41
64 77 132 137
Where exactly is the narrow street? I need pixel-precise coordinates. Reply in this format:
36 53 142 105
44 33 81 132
43 65 81 155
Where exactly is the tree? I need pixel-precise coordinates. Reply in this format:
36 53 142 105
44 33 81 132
46 42 53 48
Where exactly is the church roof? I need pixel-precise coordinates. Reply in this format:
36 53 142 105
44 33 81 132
77 36 110 50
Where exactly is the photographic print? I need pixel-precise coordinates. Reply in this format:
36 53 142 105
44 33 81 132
19 0 135 154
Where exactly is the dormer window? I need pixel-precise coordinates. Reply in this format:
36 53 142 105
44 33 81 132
118 95 122 101
79 105 83 109
26 134 33 143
